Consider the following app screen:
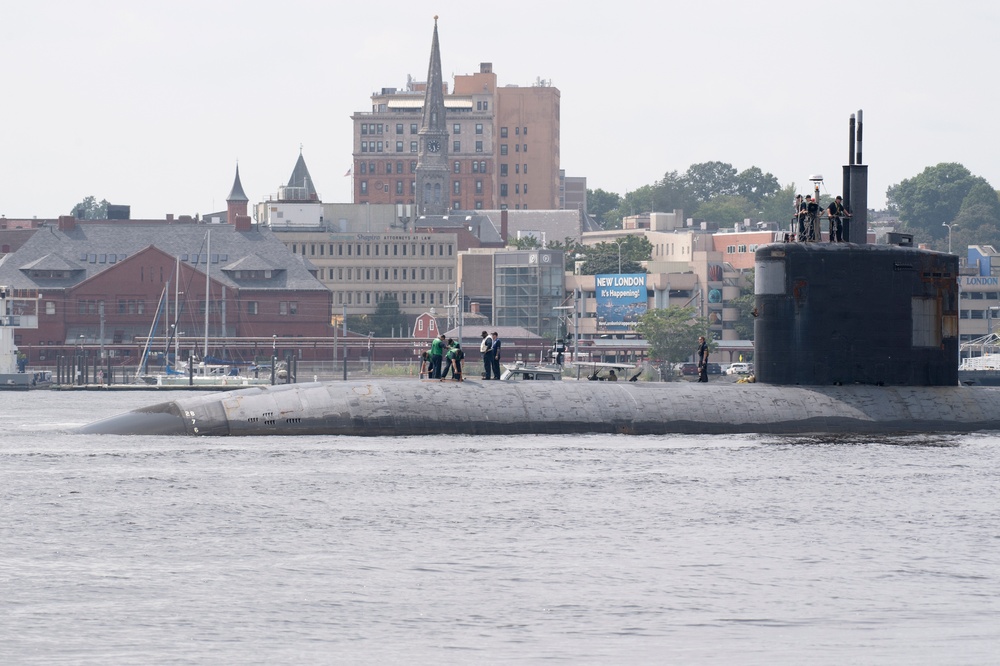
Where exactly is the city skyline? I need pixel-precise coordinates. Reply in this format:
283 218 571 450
2 0 997 220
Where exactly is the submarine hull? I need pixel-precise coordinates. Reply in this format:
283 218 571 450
75 380 1000 437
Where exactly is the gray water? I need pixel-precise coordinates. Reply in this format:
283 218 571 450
2 391 999 665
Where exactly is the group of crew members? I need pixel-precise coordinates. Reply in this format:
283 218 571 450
419 334 465 381
794 194 852 243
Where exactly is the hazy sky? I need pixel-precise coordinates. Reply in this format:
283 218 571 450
2 0 997 219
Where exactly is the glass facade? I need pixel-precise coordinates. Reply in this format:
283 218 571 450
494 251 565 338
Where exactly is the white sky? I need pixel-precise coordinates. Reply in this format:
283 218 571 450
2 0 997 219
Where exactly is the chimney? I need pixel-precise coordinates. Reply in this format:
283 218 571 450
57 215 76 232
234 214 252 232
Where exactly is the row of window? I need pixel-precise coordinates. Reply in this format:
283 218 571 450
357 160 491 176
358 180 488 197
499 164 528 177
334 291 447 306
499 127 528 137
325 267 455 282
498 184 528 196
288 242 454 258
361 140 486 154
361 119 490 136
499 144 528 155
959 309 1000 319
724 244 761 254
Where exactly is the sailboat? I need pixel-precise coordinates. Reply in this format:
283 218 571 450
135 232 276 388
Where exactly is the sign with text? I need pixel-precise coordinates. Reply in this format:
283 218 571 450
595 274 647 331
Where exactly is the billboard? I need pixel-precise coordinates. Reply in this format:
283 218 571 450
595 274 647 331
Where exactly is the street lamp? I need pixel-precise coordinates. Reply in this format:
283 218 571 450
942 222 958 254
613 239 624 274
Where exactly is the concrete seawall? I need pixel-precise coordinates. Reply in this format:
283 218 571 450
75 380 1000 436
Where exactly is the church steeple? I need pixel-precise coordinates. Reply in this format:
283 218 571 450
416 16 449 216
226 164 249 226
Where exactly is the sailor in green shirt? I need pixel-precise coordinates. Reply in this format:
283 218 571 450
429 334 445 379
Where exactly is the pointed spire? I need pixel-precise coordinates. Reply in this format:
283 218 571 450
421 16 445 133
227 164 249 203
287 151 318 201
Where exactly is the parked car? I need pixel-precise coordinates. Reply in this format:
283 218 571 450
725 362 753 375
707 363 722 375
680 363 699 376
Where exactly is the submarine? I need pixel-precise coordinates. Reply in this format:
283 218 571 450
77 242 1000 437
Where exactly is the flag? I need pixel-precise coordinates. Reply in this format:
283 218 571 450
344 168 353 177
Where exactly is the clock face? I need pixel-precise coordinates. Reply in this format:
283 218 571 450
427 140 440 153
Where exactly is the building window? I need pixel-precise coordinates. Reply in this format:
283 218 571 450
359 162 367 174
515 144 520 152
361 125 369 135
453 181 460 195
500 164 508 177
472 162 479 173
523 144 527 152
247 301 258 315
454 161 460 173
515 184 520 194
396 180 403 195
500 184 508 197
476 180 483 194
523 163 527 174
395 141 403 152
500 127 508 138
410 141 418 153
396 123 403 134
475 201 483 209
515 127 520 135
475 123 483 135
410 123 418 134
480 161 486 172
360 181 368 195
46 301 55 315
475 141 483 153
515 164 520 174
453 140 460 152
726 245 736 254
500 144 508 156
453 123 461 134
524 184 528 193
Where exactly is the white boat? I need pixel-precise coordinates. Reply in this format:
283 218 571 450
0 286 52 390
499 361 564 381
139 358 283 387
499 360 639 382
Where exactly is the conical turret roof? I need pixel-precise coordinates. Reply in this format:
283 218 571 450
287 151 318 201
227 164 249 203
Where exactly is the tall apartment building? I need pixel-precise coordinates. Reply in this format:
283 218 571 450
350 21 560 212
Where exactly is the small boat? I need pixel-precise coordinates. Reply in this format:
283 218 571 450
499 361 564 381
139 358 281 387
0 287 52 390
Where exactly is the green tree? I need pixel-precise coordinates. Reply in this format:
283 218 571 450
734 166 781 207
635 306 709 373
682 161 739 203
587 188 622 229
694 195 753 227
351 295 409 338
758 184 798 225
578 236 653 275
887 163 993 240
71 196 110 219
509 235 540 249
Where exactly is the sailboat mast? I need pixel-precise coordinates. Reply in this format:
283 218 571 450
204 230 210 358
